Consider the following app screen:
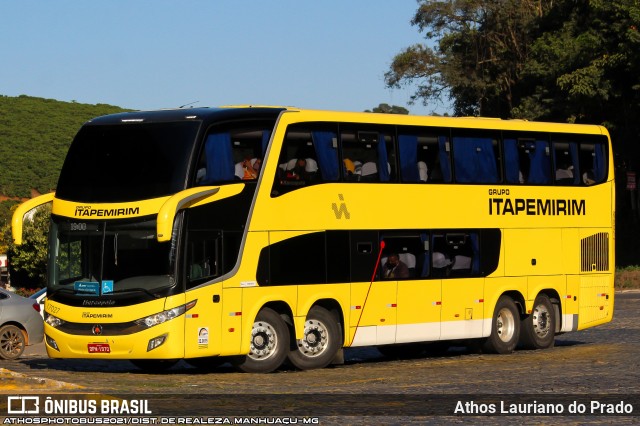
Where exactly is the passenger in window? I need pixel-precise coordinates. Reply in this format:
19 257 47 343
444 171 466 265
583 169 596 185
418 161 428 182
555 162 574 180
344 158 356 179
381 253 409 279
286 158 306 180
241 157 261 180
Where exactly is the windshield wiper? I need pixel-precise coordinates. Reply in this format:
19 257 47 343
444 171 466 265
111 287 160 299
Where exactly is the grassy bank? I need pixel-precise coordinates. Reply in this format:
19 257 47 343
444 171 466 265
616 266 640 291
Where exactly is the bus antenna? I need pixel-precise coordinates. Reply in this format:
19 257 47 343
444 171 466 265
178 101 199 108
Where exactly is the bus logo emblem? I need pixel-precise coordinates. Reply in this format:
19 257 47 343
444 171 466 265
92 325 103 335
332 194 350 220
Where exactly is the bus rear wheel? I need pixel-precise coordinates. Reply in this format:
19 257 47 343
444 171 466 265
288 307 341 370
234 307 290 373
520 294 555 349
483 296 520 354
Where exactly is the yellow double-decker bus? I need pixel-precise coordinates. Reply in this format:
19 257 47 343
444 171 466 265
13 106 614 373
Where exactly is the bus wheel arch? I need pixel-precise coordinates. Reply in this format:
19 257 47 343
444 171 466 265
233 305 291 373
287 300 343 370
483 294 521 354
520 291 558 350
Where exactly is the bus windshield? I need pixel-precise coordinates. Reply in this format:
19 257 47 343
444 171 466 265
56 121 201 203
48 216 179 297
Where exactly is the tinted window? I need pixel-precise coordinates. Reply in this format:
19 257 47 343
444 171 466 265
57 122 200 202
341 128 395 182
272 124 339 196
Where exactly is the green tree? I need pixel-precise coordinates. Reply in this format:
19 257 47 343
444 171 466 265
365 103 410 114
385 0 553 117
6 204 51 287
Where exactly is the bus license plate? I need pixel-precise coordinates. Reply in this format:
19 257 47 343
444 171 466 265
88 343 110 353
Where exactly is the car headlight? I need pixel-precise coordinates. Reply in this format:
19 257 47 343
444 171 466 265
135 300 197 329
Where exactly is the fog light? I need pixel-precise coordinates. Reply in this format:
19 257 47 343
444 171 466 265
46 335 59 351
147 334 168 352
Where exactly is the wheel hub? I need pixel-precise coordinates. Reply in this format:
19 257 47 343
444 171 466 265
249 322 277 360
533 305 551 337
298 319 328 357
496 308 515 343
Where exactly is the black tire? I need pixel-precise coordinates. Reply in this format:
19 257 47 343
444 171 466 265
185 356 230 370
233 308 290 373
483 296 520 354
288 307 342 370
130 359 178 371
377 343 426 359
519 294 555 349
0 325 26 360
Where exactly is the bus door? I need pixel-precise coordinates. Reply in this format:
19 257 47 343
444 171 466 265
437 232 485 340
349 232 397 346
183 228 225 358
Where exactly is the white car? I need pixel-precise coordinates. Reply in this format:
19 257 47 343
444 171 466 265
0 288 44 359
29 288 46 320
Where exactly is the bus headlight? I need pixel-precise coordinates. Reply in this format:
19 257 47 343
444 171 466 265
135 300 197 329
45 313 65 329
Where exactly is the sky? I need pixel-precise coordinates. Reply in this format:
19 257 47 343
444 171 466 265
0 0 449 115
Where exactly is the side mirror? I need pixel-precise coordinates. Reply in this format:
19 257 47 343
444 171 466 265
156 187 220 242
11 193 55 245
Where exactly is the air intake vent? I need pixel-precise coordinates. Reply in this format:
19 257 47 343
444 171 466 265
580 232 609 272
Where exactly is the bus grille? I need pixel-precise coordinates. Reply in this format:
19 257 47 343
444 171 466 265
580 232 609 272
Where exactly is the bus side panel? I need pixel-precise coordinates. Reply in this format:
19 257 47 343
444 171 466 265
219 287 244 356
577 275 614 330
564 275 580 332
296 283 351 342
349 281 397 346
395 279 441 344
184 282 223 358
526 275 564 314
504 229 563 276
440 278 484 340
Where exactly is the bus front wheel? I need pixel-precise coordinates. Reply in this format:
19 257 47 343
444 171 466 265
519 294 555 350
483 296 520 354
288 306 341 370
234 307 290 373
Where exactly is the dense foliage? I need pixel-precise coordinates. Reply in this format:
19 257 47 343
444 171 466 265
386 0 640 266
0 95 128 286
0 95 128 199
385 0 640 157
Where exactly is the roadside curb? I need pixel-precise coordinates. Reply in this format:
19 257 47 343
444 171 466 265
0 368 83 392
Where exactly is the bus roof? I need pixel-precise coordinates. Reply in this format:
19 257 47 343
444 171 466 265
85 105 608 136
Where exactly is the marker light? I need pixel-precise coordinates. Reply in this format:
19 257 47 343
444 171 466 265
147 334 168 352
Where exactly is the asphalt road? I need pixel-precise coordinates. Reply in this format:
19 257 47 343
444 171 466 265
3 291 639 424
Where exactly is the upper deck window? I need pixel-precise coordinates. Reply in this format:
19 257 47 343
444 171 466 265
57 121 200 203
195 125 272 185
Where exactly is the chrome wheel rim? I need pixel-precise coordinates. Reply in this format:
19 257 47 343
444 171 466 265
296 319 329 358
532 304 551 338
496 307 516 343
248 321 278 361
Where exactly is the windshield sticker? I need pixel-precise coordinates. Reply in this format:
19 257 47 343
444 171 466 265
101 280 114 295
74 281 100 296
